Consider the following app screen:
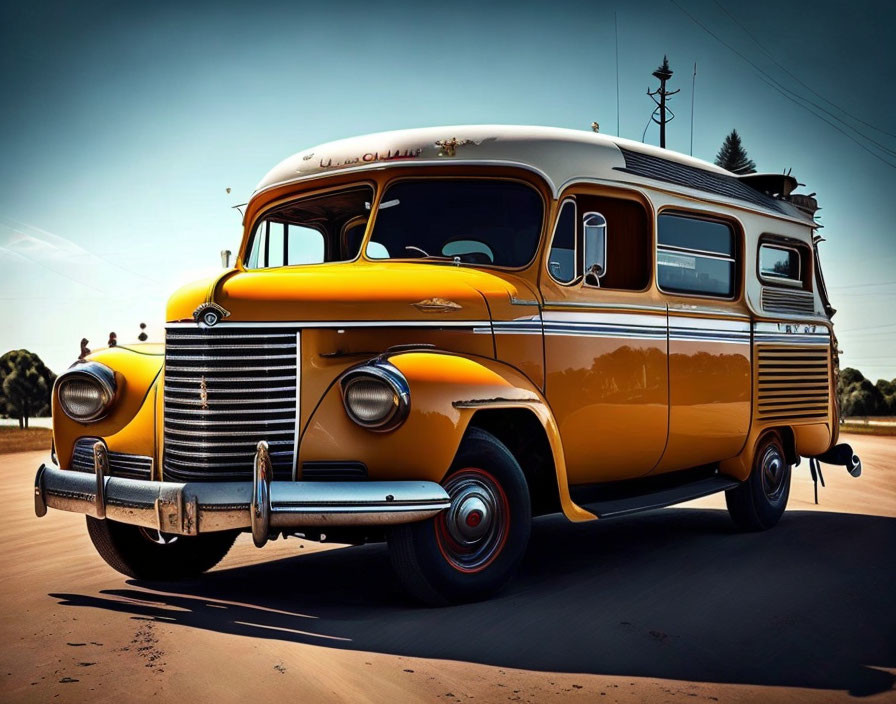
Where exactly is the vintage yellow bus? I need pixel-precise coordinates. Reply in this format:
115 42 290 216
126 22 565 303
34 126 861 604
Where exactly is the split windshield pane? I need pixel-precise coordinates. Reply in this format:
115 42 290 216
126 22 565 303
366 180 543 268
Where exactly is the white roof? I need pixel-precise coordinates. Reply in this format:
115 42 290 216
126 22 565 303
253 125 813 224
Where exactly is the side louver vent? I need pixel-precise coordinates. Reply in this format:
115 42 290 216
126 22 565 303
761 288 815 315
756 347 830 422
71 437 154 480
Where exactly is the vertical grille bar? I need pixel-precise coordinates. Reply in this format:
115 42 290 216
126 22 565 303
163 327 299 481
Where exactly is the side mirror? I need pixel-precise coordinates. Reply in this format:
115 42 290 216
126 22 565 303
582 212 607 285
220 249 232 268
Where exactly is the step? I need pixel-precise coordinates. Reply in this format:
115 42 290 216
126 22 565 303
578 475 741 519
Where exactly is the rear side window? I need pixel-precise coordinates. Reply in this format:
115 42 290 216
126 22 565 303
657 213 736 297
759 243 802 285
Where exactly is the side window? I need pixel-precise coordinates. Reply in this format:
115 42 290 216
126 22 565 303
246 220 324 268
547 200 577 283
657 213 736 297
244 186 372 269
286 224 324 264
759 242 805 288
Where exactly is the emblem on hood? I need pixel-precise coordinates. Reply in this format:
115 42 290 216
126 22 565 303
412 297 463 312
193 302 231 328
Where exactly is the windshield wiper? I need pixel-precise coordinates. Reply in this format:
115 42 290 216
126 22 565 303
404 245 453 262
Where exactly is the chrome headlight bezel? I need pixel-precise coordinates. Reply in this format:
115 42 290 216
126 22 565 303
339 360 410 432
56 362 118 423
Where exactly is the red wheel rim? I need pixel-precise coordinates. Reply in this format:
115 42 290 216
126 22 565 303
435 467 511 573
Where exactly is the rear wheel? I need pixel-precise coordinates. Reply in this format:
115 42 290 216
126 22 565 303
726 432 791 531
388 428 531 605
86 517 239 580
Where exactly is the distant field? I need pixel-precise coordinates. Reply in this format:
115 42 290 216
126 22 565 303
0 427 52 454
0 417 53 429
841 418 896 437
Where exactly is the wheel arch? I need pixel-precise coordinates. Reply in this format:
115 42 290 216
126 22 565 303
464 407 561 516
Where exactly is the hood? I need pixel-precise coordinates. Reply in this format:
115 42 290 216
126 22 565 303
166 262 537 324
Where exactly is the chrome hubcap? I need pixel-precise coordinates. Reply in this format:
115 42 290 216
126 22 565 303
447 489 493 544
760 445 787 500
436 469 509 572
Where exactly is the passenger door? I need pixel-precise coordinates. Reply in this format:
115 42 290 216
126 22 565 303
651 209 752 474
540 188 669 484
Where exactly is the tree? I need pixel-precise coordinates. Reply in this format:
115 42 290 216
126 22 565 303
837 367 887 418
0 350 56 428
877 378 896 414
715 129 756 174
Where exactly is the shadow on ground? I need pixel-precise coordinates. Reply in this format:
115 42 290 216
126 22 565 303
51 509 896 697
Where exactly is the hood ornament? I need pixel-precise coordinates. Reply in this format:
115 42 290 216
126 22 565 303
412 297 463 313
193 302 230 328
435 137 474 157
199 376 209 410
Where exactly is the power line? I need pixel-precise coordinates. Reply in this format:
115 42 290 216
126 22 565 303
829 281 896 290
836 323 896 333
710 0 896 141
669 0 896 169
708 1 896 159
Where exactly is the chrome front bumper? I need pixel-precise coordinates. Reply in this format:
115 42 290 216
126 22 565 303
34 442 450 547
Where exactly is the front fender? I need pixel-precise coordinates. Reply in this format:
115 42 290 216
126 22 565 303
52 345 163 468
299 351 594 522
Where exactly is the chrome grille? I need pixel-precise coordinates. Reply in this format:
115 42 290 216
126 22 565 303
71 437 153 480
163 327 298 481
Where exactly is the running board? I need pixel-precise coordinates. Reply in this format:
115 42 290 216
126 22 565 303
578 476 741 519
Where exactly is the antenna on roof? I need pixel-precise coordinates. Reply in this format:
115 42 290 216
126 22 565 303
689 62 696 155
615 12 621 136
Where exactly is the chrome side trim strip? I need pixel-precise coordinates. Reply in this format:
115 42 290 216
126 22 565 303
165 320 491 330
542 301 668 313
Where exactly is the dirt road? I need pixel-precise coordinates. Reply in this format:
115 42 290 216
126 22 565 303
1 435 894 703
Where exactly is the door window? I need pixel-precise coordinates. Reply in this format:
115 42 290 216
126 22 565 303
547 200 577 283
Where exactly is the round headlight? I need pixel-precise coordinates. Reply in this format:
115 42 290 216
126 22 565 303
57 363 117 422
340 361 409 431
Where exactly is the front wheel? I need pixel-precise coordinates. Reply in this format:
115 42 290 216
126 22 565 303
387 428 531 605
86 517 239 580
726 432 791 531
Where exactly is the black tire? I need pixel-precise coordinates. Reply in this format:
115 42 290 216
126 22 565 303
725 432 791 531
387 428 531 606
86 517 239 580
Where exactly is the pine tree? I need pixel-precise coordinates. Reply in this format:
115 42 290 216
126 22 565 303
715 129 756 174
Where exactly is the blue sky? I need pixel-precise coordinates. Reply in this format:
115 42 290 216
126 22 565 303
1 0 894 380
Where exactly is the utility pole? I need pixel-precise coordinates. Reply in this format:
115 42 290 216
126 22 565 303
647 56 679 149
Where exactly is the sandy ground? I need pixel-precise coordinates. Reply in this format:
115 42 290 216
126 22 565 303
0 434 893 704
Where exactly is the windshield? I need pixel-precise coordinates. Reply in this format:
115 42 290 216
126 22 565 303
366 180 543 268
